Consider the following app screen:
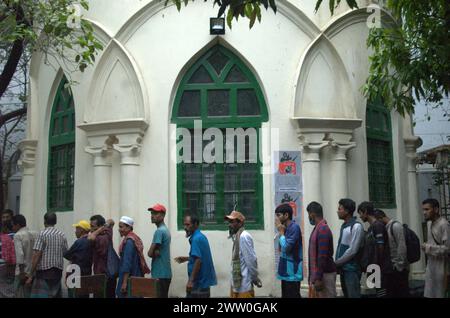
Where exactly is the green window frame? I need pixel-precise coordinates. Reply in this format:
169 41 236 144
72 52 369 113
47 77 75 212
172 45 268 230
366 97 396 208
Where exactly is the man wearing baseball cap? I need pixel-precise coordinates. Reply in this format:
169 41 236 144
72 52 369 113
225 211 262 298
64 220 93 278
147 203 172 298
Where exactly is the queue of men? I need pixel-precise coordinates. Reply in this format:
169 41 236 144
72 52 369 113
0 198 448 298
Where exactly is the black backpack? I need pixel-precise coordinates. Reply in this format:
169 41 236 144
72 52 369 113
390 221 421 264
350 222 373 272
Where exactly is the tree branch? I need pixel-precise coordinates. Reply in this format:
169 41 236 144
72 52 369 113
0 3 28 99
0 107 27 128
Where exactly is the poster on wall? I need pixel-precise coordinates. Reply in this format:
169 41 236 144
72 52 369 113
273 151 303 274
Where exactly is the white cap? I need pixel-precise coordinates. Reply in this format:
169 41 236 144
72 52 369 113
120 216 134 227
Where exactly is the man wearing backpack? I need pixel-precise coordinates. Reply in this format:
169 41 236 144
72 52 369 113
375 209 412 298
335 198 364 298
357 202 392 298
421 198 450 298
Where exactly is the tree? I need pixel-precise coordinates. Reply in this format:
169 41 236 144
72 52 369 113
0 0 103 121
0 0 103 211
362 0 450 116
0 44 29 211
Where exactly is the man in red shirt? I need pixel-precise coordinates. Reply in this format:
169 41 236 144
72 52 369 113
88 215 116 298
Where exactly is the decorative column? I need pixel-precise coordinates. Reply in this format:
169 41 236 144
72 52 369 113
85 143 113 216
113 139 143 221
297 132 329 206
18 139 38 229
78 118 148 224
294 117 362 288
328 135 357 238
404 136 425 278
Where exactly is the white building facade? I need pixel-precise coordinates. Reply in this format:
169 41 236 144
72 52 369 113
19 0 424 297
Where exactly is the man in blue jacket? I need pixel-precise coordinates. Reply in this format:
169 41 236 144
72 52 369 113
275 203 303 298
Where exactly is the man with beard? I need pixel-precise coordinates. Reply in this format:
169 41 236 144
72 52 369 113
422 198 450 298
224 210 262 298
174 214 217 298
116 216 150 298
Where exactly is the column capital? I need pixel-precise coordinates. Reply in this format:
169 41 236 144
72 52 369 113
85 145 113 166
404 136 422 155
404 136 422 172
296 130 329 162
329 141 356 161
113 143 142 165
78 118 148 166
18 139 38 175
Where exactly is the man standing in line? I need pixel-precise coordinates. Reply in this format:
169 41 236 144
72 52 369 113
335 198 364 298
275 203 303 298
225 210 262 298
175 214 217 298
64 220 93 276
12 214 37 298
147 203 172 298
374 209 410 297
307 201 336 298
27 212 68 298
116 216 150 298
421 198 449 298
88 215 116 298
358 202 392 298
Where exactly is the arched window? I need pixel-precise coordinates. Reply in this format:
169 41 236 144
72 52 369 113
366 97 396 208
172 45 268 230
47 77 75 211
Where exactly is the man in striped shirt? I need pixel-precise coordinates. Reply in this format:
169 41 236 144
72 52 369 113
27 212 68 298
307 201 337 298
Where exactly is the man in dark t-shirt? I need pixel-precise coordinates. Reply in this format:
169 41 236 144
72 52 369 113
88 215 116 298
358 202 393 298
64 220 93 276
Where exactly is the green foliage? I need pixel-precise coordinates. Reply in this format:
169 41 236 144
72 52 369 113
166 0 276 28
0 0 103 74
363 0 450 116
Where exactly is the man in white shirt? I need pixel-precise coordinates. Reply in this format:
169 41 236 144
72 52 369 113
421 198 450 298
12 214 38 298
225 210 262 298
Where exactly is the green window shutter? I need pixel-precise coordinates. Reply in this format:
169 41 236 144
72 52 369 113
366 97 396 208
47 77 75 212
174 45 267 230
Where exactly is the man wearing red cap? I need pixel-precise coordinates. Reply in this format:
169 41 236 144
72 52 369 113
225 210 262 298
147 203 172 298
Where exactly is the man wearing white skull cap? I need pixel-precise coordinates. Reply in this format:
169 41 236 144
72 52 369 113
116 216 150 297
